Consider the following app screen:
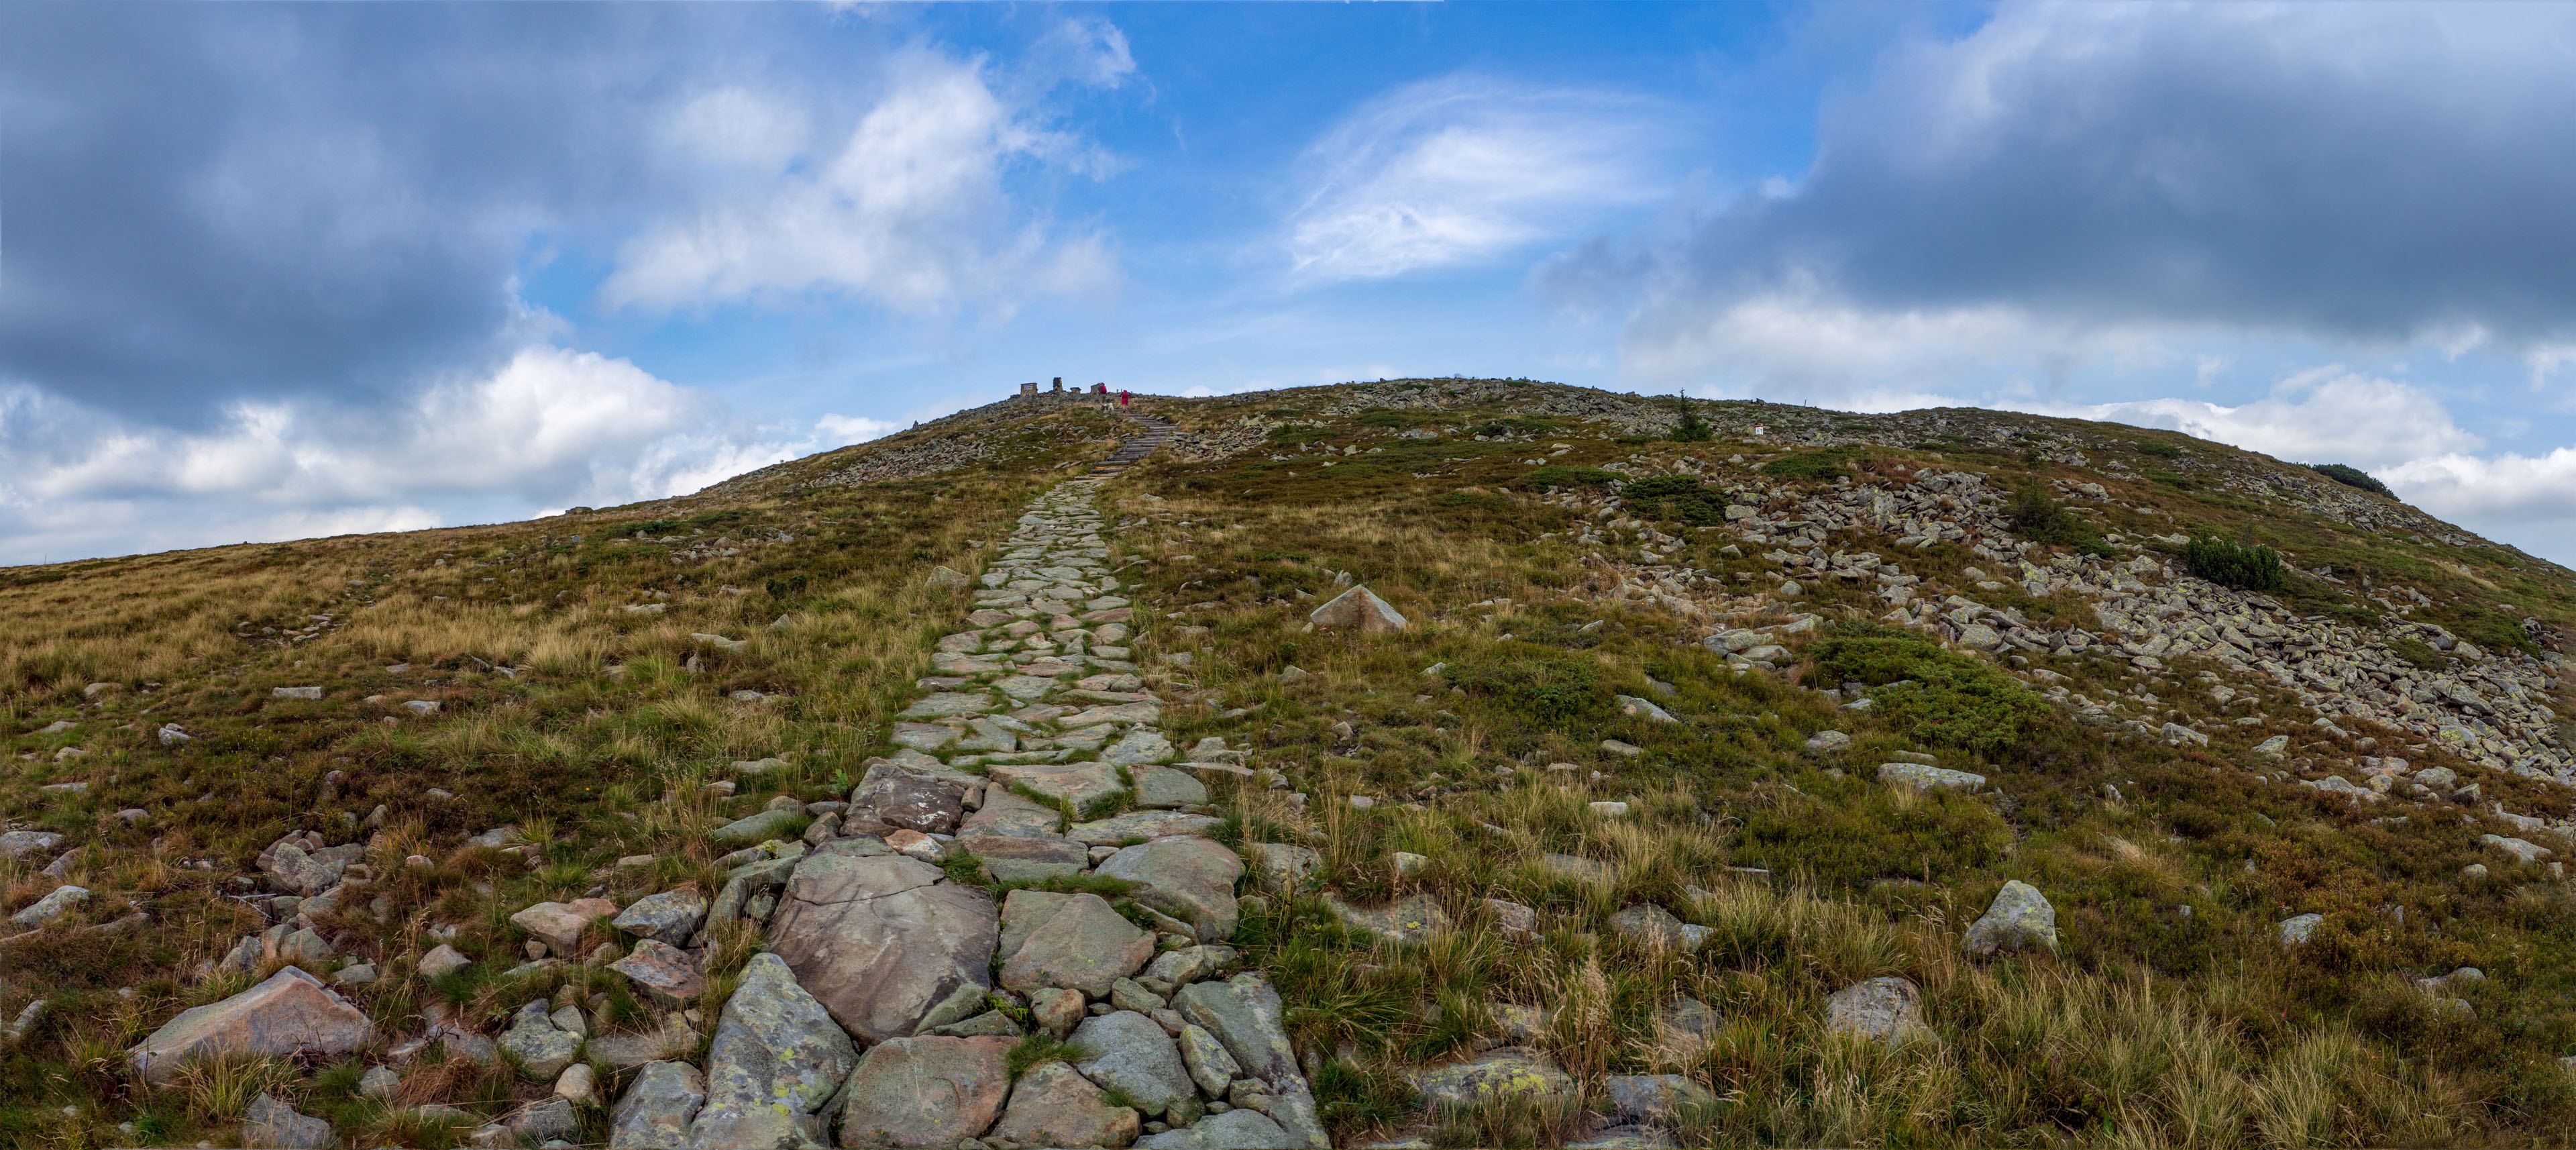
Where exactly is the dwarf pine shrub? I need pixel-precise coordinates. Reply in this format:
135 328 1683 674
2179 537 2286 592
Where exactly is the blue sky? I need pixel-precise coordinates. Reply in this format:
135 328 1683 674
5 2 2576 564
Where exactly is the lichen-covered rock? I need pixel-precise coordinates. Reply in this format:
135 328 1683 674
1072 1010 1197 1117
1824 976 1925 1047
498 1000 583 1081
1962 880 2057 957
1178 1023 1241 1097
1173 974 1304 1093
689 953 859 1149
1878 762 1987 791
836 1035 1012 1148
1409 1048 1576 1110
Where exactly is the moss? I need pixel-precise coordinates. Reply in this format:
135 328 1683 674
1759 450 1854 480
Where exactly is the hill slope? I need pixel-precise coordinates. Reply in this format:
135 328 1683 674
2 379 2572 1148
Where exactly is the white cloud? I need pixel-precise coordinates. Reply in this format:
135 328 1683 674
2006 368 2483 469
0 346 902 565
1287 76 1674 283
2385 448 2576 531
1617 280 2161 406
602 48 1119 316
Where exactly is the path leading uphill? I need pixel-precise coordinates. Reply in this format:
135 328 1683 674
1087 415 1175 478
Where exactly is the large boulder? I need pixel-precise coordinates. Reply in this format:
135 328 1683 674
767 853 998 1044
998 890 1155 997
1173 974 1303 1092
611 1063 706 1150
836 1035 1012 1148
1962 880 2057 957
129 966 372 1082
498 1000 584 1081
689 953 860 1149
989 1060 1141 1149
1308 585 1408 632
1071 1010 1197 1118
1093 837 1242 943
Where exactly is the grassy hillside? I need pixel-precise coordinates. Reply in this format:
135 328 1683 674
3 380 2572 1149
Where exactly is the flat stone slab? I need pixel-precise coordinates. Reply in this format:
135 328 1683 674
959 788 1065 838
768 854 998 1045
900 692 993 719
1062 700 1163 728
1068 810 1221 846
959 835 1089 884
989 761 1125 810
997 672 1072 698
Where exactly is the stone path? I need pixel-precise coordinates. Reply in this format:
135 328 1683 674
641 478 1323 1149
1087 415 1175 478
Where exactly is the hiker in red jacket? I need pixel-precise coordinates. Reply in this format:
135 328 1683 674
1118 389 1130 409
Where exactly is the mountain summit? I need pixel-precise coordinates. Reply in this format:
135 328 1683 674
2 378 2571 1147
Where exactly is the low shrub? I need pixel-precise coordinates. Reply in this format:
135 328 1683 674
2136 441 2186 459
2180 537 2286 592
1670 402 1713 442
2310 462 2393 496
1760 451 1852 480
1619 476 1729 526
1810 622 2051 753
2006 486 2114 556
1443 654 1608 729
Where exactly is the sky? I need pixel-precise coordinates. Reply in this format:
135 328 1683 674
5 1 2576 566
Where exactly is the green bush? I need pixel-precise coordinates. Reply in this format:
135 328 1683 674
2135 441 2184 459
1357 410 1408 428
1760 451 1851 480
1811 623 2051 753
1444 655 1607 728
2310 462 2392 496
1619 475 1729 525
2006 486 2113 556
2178 537 2286 592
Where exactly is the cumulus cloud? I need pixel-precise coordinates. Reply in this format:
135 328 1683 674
2385 449 2576 531
1287 76 1676 283
0 348 893 565
2006 368 2484 470
1556 1 2576 391
602 46 1124 315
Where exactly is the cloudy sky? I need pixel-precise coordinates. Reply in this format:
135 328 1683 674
5 2 2576 565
